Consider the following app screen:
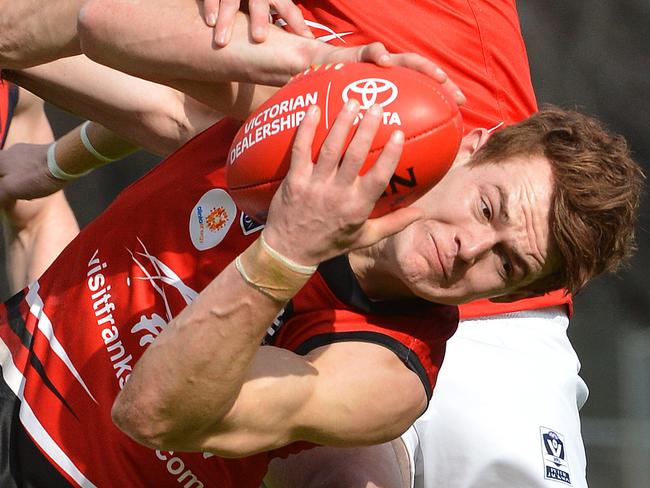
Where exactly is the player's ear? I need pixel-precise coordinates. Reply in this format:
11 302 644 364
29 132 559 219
450 128 490 169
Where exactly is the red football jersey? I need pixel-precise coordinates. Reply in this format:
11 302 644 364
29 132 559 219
0 81 18 148
283 0 571 317
0 116 457 487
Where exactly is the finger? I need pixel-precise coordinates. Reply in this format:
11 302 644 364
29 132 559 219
214 0 240 46
204 0 220 26
358 42 391 67
361 130 404 201
392 54 466 106
356 207 424 249
248 0 270 42
275 0 314 39
312 99 360 178
288 105 321 179
336 104 383 183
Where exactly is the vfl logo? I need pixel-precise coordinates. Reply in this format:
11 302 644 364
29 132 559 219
540 427 572 485
342 78 398 110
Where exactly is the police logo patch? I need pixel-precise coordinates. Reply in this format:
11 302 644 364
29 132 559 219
240 212 264 235
540 426 572 485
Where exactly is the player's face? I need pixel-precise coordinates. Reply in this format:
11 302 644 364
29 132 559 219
386 153 558 305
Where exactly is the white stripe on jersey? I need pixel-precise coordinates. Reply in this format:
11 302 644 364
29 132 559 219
0 337 99 488
26 282 97 403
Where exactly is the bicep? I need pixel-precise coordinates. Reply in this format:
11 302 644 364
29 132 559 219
203 341 427 456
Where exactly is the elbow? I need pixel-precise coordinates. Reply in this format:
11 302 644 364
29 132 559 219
77 0 120 66
77 1 105 61
111 391 179 451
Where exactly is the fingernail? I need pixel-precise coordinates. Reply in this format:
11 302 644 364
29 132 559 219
455 90 466 105
216 31 227 45
391 130 404 143
369 104 382 116
206 13 217 26
346 99 359 111
253 26 265 40
308 105 320 116
435 68 447 81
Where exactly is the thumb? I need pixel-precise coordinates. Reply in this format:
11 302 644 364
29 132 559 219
356 206 424 249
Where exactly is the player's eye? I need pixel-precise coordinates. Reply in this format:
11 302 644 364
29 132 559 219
480 198 492 220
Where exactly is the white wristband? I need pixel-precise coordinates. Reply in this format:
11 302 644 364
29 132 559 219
260 233 318 274
80 121 118 164
47 143 93 181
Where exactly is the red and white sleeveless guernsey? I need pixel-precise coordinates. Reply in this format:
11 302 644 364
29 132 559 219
0 118 458 488
284 0 572 317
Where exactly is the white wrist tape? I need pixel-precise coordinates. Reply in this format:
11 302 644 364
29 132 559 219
80 121 118 164
46 143 93 181
260 233 318 274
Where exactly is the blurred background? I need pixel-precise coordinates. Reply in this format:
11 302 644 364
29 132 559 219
1 1 648 486
519 2 650 486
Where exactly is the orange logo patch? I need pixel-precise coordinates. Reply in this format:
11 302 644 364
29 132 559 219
206 207 229 232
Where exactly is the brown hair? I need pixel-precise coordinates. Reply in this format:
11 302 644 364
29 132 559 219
471 105 645 296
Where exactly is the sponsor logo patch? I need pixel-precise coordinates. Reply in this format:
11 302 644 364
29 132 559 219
240 212 265 235
540 426 572 485
189 189 237 250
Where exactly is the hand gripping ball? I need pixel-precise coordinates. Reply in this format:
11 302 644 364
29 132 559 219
226 62 463 222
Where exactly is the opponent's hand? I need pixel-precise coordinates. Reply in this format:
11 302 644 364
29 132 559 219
309 45 465 106
204 0 313 46
0 143 65 208
384 52 465 106
263 101 423 266
310 41 392 71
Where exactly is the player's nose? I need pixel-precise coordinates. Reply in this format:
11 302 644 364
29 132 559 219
456 226 497 266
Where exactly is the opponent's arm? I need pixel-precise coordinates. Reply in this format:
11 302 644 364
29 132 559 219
0 0 83 68
112 103 426 456
3 55 223 155
0 118 138 207
1 88 79 293
264 440 411 488
78 2 392 89
78 3 463 107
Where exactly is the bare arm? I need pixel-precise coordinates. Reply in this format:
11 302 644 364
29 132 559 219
78 2 393 94
2 89 79 293
264 440 411 488
112 103 426 456
0 0 83 68
3 56 223 156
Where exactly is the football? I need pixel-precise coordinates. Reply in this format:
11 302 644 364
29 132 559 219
226 62 463 222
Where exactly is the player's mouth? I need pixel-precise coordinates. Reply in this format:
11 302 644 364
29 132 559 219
428 233 449 282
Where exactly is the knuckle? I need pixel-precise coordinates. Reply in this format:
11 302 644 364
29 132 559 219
318 144 340 162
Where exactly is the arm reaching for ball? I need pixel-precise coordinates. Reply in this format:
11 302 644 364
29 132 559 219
112 103 424 455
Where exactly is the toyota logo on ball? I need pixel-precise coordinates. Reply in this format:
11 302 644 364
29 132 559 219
342 78 399 109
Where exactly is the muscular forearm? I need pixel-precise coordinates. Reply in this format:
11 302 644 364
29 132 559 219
0 0 83 68
4 56 221 156
78 1 319 87
112 259 286 451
